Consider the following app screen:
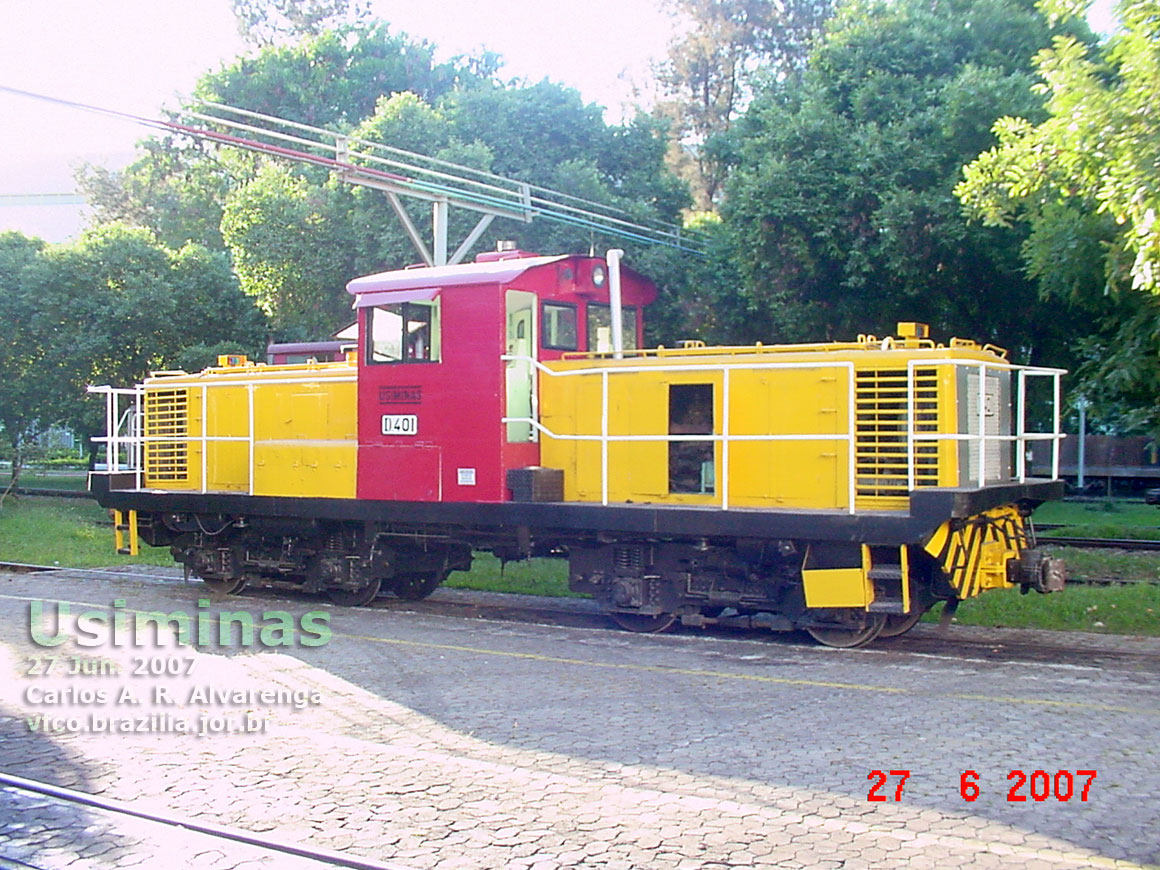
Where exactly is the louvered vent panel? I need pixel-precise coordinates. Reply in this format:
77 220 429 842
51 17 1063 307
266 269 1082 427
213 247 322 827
855 368 939 501
144 388 189 482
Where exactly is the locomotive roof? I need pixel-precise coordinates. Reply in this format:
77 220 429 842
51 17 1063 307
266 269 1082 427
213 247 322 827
346 254 569 302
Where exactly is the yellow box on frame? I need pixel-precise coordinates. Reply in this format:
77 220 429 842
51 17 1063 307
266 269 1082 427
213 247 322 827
538 343 1001 511
141 361 357 499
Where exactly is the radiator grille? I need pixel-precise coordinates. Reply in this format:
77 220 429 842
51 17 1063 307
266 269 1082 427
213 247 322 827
144 388 189 482
855 368 939 500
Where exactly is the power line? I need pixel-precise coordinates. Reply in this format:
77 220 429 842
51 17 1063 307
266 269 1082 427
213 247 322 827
0 85 708 261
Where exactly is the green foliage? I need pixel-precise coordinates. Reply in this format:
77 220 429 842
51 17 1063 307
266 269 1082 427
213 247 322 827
956 0 1160 429
78 23 688 342
221 163 355 337
654 0 836 207
230 0 370 47
0 226 266 465
958 0 1160 295
195 23 487 128
0 232 51 483
720 0 1090 360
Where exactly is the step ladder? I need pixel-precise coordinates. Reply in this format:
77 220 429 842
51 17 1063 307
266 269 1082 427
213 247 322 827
113 509 138 556
866 546 911 613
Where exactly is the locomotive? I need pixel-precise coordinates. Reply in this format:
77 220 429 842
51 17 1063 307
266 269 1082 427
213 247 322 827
90 248 1067 647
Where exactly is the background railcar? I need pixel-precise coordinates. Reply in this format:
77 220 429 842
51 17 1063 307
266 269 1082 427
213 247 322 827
90 248 1067 646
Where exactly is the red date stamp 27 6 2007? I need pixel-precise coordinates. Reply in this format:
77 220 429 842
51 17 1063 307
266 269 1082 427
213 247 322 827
867 769 1097 803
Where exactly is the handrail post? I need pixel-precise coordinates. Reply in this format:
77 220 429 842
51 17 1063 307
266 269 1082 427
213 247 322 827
847 362 856 514
977 362 987 487
201 385 208 494
722 368 730 510
906 360 916 492
106 388 116 473
1016 369 1027 482
247 383 256 496
601 370 609 506
1052 373 1062 480
134 387 143 489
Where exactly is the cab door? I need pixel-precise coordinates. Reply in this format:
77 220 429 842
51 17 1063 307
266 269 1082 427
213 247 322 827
505 290 536 443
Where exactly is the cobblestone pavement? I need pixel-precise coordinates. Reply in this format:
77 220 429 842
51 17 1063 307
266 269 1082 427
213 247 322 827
1 567 1158 870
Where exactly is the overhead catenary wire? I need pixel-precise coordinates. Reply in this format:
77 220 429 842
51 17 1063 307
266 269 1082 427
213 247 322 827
1 85 707 256
182 99 704 252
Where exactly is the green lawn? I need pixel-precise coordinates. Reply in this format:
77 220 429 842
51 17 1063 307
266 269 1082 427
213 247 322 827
0 496 173 568
1032 497 1160 540
930 583 1160 635
5 469 90 492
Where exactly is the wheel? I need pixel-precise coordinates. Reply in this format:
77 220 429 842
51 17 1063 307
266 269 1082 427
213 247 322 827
805 611 887 648
878 609 926 638
609 612 677 633
201 574 247 595
391 571 447 601
326 577 382 607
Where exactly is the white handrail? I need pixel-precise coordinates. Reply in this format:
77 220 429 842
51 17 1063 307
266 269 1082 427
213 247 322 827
508 352 1067 513
905 358 1064 489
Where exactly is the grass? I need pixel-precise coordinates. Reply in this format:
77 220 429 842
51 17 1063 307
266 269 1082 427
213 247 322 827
928 583 1160 636
4 469 90 492
1032 497 1160 540
445 553 572 597
0 496 172 568
2 495 1157 636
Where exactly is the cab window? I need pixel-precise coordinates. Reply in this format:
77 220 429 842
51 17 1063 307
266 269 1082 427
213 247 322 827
366 301 440 363
542 302 578 351
587 304 637 353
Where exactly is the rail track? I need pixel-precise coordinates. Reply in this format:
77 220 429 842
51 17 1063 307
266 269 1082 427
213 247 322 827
0 771 407 870
0 560 61 573
3 562 1158 672
1039 534 1160 551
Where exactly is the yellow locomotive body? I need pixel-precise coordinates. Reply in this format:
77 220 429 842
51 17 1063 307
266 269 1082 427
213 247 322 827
90 250 1067 647
138 357 357 499
536 325 1063 619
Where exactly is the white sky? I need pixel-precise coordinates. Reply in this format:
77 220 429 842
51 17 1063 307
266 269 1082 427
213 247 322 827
0 0 1118 242
0 0 676 240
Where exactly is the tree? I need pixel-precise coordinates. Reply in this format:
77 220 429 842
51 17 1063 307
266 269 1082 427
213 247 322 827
654 0 836 207
957 0 1160 296
195 22 491 128
221 82 691 342
79 22 495 253
11 226 267 466
75 20 690 343
720 0 1091 361
954 0 1160 429
221 163 356 338
231 0 370 46
0 233 51 491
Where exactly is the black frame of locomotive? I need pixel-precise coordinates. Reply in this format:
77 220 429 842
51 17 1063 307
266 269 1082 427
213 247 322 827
91 473 1063 630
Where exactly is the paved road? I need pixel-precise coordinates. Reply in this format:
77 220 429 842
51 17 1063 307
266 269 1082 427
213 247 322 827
1 567 1158 869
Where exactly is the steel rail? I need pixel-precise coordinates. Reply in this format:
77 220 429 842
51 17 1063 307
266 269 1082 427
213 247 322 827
0 771 412 870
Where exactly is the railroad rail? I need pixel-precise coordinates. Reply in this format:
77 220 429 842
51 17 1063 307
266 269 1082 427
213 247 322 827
1039 535 1160 551
0 771 409 870
0 561 61 573
6 486 95 499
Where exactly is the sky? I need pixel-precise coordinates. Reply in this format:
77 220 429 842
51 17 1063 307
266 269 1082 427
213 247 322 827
0 0 677 241
0 0 1118 243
